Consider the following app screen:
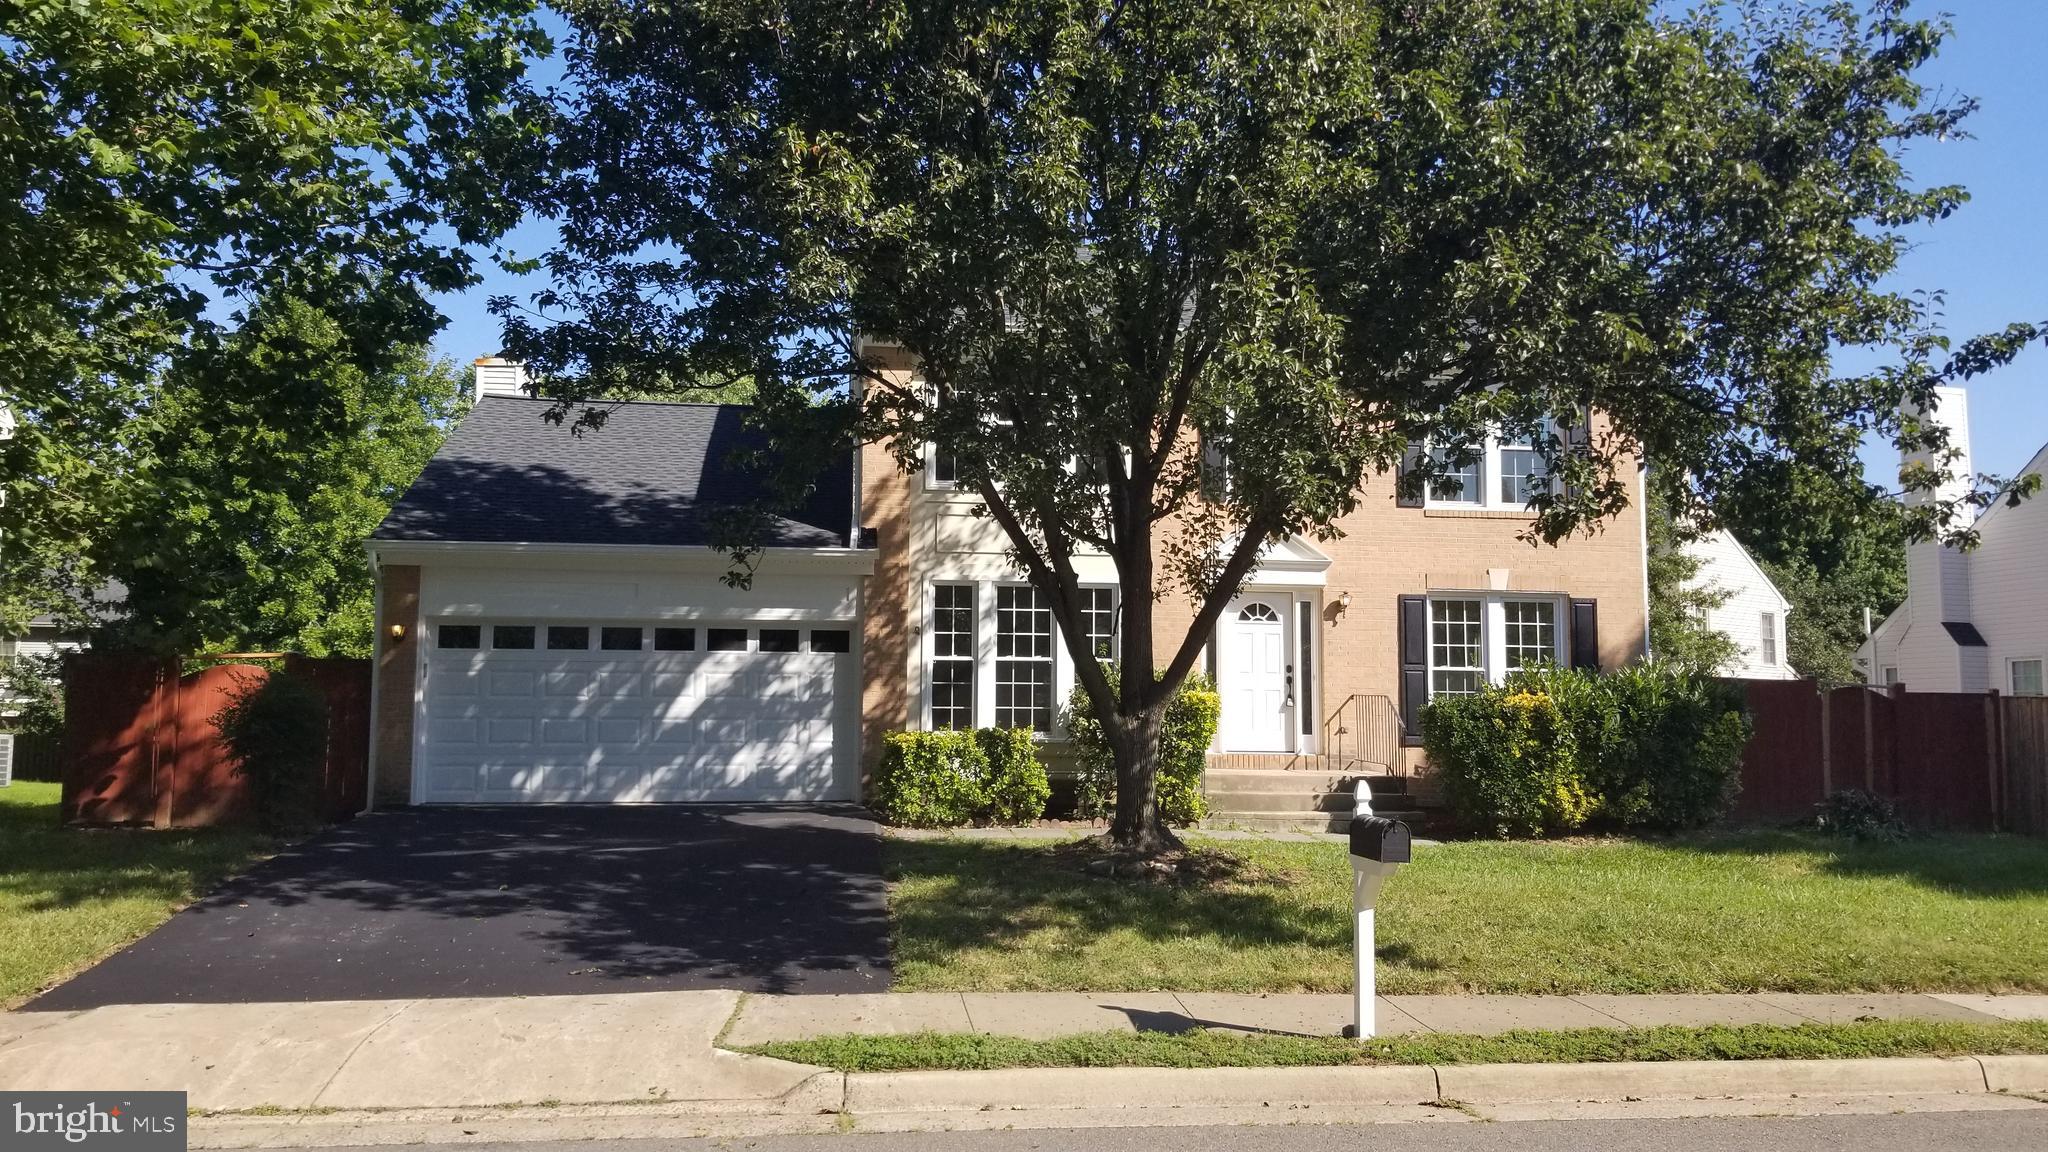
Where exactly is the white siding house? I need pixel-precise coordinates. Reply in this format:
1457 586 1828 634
1682 528 1797 680
1859 387 2048 696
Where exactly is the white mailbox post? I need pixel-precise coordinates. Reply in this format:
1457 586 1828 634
1345 779 1411 1040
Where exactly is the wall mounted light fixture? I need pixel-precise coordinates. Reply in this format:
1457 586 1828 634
389 623 407 642
1339 591 1353 612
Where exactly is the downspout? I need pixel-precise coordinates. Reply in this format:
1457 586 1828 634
361 542 382 816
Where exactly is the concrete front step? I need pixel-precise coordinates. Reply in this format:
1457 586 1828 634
1205 768 1410 795
1202 810 1429 834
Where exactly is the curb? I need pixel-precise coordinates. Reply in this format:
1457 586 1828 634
187 1056 2048 1147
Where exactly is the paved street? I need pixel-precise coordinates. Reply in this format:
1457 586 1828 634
307 1111 2048 1151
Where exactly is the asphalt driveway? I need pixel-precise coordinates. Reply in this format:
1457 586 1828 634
28 805 890 1009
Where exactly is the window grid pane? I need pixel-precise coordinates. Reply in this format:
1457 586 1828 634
994 661 1054 731
931 661 975 730
1761 613 1778 665
1429 447 1482 504
931 584 977 730
1502 601 1556 670
1429 600 1483 696
1081 588 1116 660
1499 447 1546 505
995 586 1054 730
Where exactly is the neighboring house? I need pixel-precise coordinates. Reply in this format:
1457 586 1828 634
1859 386 2048 697
365 353 1650 809
1680 529 1797 680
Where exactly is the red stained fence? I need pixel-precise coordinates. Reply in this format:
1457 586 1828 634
1731 679 2048 835
60 654 369 828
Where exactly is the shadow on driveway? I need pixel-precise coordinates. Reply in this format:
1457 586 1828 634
28 806 889 1010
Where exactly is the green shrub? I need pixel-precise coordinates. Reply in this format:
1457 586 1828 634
1424 664 1751 838
1814 788 1907 841
1423 688 1589 837
976 727 1053 825
1066 668 1220 826
213 671 329 831
1511 664 1751 831
872 729 1049 828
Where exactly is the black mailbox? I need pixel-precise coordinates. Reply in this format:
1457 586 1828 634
1349 815 1412 864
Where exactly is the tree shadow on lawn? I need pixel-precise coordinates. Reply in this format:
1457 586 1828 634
1667 826 2048 900
0 794 275 914
885 839 1357 956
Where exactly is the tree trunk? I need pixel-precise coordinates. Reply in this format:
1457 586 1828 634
1107 706 1184 854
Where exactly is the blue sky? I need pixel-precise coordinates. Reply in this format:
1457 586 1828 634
432 0 2048 481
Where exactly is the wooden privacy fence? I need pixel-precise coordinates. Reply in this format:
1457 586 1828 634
1730 679 2048 835
60 653 370 827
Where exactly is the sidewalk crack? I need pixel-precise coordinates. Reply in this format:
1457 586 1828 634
1564 995 1632 1029
958 992 978 1034
309 1000 416 1110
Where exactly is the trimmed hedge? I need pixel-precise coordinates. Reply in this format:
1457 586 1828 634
1066 668 1220 826
1421 663 1750 838
872 729 1050 828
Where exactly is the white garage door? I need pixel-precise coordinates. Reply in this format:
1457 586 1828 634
417 620 850 803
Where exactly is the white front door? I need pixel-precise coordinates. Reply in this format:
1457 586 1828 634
1223 599 1291 752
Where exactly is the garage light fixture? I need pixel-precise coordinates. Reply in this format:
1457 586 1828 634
389 623 407 642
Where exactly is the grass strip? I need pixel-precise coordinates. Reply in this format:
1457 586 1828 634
740 1019 2048 1072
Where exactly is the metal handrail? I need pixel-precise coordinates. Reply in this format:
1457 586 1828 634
1324 693 1404 776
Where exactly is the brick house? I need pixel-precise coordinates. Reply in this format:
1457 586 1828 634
365 357 1648 820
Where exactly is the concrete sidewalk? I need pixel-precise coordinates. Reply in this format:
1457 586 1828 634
0 991 834 1114
723 991 2048 1045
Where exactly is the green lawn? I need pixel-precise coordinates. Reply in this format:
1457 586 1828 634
744 1019 2048 1072
887 831 2048 994
0 782 275 1005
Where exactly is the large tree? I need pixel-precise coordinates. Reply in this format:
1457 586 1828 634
0 0 548 634
511 0 2040 851
100 304 469 656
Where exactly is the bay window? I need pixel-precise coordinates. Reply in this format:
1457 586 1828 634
923 581 1118 735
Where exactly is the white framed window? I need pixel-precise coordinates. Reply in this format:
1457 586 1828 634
1429 599 1484 696
1760 612 1779 666
1428 447 1483 505
994 585 1056 731
929 584 977 730
1502 600 1557 671
1080 587 1117 661
925 445 959 489
1882 665 1900 686
2013 658 2045 698
1427 594 1568 698
1423 419 1562 511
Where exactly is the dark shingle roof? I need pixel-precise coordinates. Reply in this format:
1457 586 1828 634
374 398 854 548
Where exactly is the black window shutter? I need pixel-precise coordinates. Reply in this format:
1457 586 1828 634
1563 412 1593 501
1570 598 1600 671
1396 443 1424 508
1398 594 1427 745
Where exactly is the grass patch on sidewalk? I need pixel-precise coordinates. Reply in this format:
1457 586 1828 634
0 782 274 1005
886 832 2048 994
742 1019 2048 1072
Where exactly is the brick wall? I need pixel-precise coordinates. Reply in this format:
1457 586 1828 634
859 441 915 780
374 564 420 804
